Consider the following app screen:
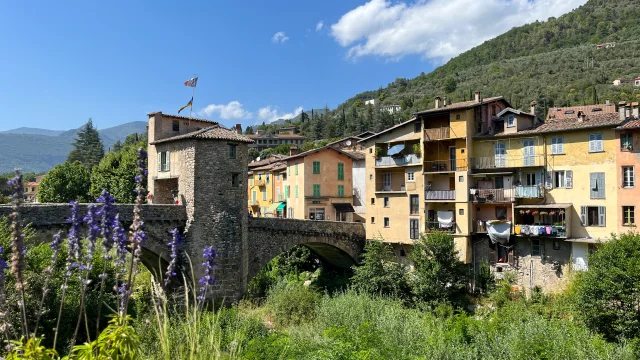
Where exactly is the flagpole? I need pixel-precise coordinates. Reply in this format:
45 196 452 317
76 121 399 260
189 74 197 125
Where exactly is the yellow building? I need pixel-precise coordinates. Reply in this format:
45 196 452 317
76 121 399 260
284 146 361 221
247 156 287 217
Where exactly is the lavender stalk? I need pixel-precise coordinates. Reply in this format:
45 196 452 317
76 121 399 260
197 246 218 309
7 170 29 338
33 231 63 337
95 190 118 336
164 228 183 287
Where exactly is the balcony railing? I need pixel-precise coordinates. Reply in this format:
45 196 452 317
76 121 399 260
375 154 421 167
514 224 567 238
376 183 406 192
470 155 544 170
514 185 543 198
424 158 467 173
471 188 515 202
426 221 456 234
425 190 455 200
424 127 458 141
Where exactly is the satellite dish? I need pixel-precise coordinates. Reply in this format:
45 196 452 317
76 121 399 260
346 140 352 146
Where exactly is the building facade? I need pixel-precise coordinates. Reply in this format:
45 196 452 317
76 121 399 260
247 131 306 152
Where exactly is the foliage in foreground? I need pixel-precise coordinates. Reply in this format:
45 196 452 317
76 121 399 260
37 161 91 203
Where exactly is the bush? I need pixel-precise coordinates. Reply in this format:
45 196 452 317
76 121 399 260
351 240 410 300
265 279 321 328
573 233 640 341
38 161 91 203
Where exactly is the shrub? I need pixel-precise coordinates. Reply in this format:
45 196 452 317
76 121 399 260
37 161 91 203
351 240 410 300
266 279 321 328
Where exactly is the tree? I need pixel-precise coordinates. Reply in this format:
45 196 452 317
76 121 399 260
89 144 141 203
409 231 466 307
244 126 255 135
351 240 410 299
123 132 147 147
259 148 274 159
38 161 91 203
444 77 458 93
67 118 105 169
248 148 260 160
573 233 640 341
111 140 123 153
272 144 291 155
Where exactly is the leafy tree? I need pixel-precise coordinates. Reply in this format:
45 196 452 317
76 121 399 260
111 140 123 153
244 126 255 135
351 240 410 299
409 231 466 307
67 118 105 169
573 233 640 341
248 148 260 160
259 148 274 159
272 144 291 156
444 77 458 93
38 161 91 203
123 132 147 146
90 144 141 203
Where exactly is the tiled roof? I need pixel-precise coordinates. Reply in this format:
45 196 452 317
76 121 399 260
283 145 363 161
546 104 616 120
252 161 288 172
358 117 418 142
326 136 363 147
147 111 219 125
617 118 640 130
26 182 39 186
247 134 306 139
248 155 287 168
477 113 621 138
150 126 253 144
341 150 366 160
414 96 506 115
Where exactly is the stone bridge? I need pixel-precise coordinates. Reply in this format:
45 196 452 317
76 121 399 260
0 204 366 302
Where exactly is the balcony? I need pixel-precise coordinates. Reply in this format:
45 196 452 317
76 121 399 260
471 188 515 202
470 155 544 170
425 221 456 234
375 184 406 194
376 154 421 167
424 127 459 141
514 185 543 198
425 190 455 201
255 179 266 187
424 158 467 173
514 204 571 238
250 199 259 206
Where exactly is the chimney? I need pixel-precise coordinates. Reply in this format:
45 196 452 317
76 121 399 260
530 100 537 115
619 101 627 120
435 96 441 109
475 91 481 103
577 111 585 123
289 146 298 156
632 102 639 118
235 124 242 134
443 96 448 107
606 99 610 106
626 104 632 118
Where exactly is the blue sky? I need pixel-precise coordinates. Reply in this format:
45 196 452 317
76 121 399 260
0 0 585 132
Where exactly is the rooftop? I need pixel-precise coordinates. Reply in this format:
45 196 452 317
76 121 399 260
248 155 287 168
496 107 535 118
546 104 616 121
150 126 253 144
617 118 640 130
283 144 363 161
477 113 621 138
147 111 219 125
414 96 506 115
252 161 288 172
358 117 418 142
247 133 306 139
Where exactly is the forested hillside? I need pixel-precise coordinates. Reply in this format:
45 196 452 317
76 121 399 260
270 0 640 141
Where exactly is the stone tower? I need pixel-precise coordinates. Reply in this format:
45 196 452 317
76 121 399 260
147 112 254 301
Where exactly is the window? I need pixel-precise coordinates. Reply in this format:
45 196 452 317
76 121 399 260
410 219 420 240
623 206 635 225
249 177 254 186
313 161 320 174
414 122 421 132
338 162 344 180
623 166 635 188
313 184 321 197
526 173 536 186
338 185 344 197
369 148 372 154
531 239 541 256
456 114 461 120
459 176 464 182
581 206 606 227
554 170 566 188
553 240 561 250
410 195 419 215
309 208 325 220
295 163 299 175
288 208 294 218
172 120 179 131
252 190 256 203
589 133 603 152
551 136 564 155
159 151 170 172
371 198 375 205
407 172 415 181
266 175 270 185
262 189 266 201
228 144 237 159
371 217 375 224
506 114 515 127
621 133 633 151
384 217 390 228
285 186 290 198
295 185 299 198
231 173 239 187
590 173 605 199
459 209 464 215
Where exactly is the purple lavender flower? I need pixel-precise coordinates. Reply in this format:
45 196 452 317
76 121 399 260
97 190 118 261
46 232 63 276
7 171 25 292
164 228 184 286
113 215 127 272
197 246 218 302
0 246 7 307
83 204 100 272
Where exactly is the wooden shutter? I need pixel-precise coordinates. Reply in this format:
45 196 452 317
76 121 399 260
596 134 603 152
166 151 171 171
157 152 162 172
545 169 553 190
551 137 557 154
590 173 597 198
580 206 587 225
589 134 596 152
598 206 606 227
598 173 605 199
565 170 573 188
557 136 564 154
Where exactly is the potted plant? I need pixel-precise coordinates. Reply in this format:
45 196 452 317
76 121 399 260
413 144 421 158
374 147 382 158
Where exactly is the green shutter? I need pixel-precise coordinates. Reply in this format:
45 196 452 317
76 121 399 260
313 184 320 197
285 186 289 198
338 163 344 180
338 185 344 197
313 161 320 174
295 185 298 198
295 163 299 175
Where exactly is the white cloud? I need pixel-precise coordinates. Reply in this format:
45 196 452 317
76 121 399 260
316 21 324 32
272 31 289 44
257 105 304 124
198 101 251 120
331 0 586 61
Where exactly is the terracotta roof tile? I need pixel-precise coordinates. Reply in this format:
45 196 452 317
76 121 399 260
283 145 362 161
247 134 306 139
477 113 621 138
248 155 287 168
414 96 506 115
546 104 616 120
617 118 640 130
358 117 417 142
147 112 219 125
150 126 253 144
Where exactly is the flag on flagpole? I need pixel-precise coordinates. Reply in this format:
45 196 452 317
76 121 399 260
178 97 193 114
184 77 198 87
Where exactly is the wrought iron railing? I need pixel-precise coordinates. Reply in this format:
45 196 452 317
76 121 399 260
425 221 456 233
425 190 455 200
375 154 421 166
423 158 467 172
470 154 544 170
471 188 515 202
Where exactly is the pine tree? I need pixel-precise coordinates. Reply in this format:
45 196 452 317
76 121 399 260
111 140 123 153
67 118 105 169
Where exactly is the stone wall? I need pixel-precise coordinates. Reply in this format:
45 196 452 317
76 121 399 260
247 217 366 281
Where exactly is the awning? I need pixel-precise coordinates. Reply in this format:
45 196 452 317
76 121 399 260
266 202 281 213
387 144 405 156
333 203 355 212
276 202 286 211
487 220 511 244
515 203 572 209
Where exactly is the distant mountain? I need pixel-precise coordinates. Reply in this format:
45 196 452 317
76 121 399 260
0 121 147 174
1 127 65 136
271 108 327 125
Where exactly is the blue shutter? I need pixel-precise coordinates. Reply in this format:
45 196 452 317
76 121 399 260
590 173 597 199
565 170 573 189
580 206 587 225
598 173 605 199
598 206 606 227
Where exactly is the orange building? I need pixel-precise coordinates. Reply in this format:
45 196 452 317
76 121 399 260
615 114 640 233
